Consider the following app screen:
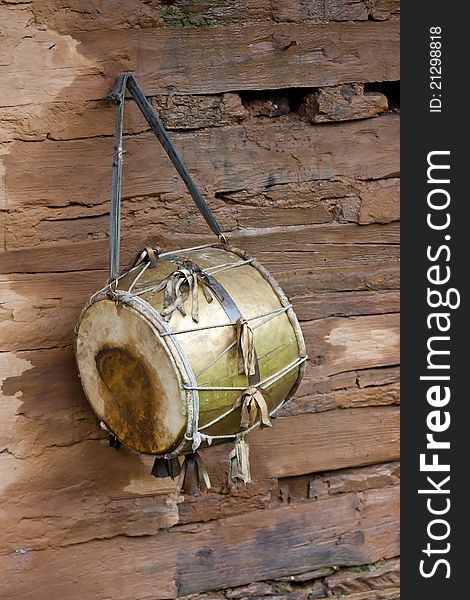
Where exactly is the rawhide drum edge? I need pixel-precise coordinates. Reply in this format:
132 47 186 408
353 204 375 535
75 244 307 458
74 73 307 490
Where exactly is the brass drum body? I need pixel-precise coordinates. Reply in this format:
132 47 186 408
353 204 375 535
75 245 306 457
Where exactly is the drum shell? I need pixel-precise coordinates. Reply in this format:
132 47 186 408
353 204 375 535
75 245 306 456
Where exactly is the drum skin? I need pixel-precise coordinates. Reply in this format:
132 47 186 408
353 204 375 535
75 245 306 456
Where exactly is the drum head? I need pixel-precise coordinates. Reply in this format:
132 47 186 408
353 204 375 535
75 299 186 454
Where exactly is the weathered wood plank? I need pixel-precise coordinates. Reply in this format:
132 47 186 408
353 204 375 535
0 93 249 143
0 441 178 554
339 178 400 225
299 84 388 123
24 0 400 35
358 366 400 388
282 382 399 416
321 462 400 496
325 557 400 596
272 0 400 23
358 179 400 224
0 246 400 311
332 381 400 409
4 115 399 208
29 0 271 33
279 262 400 296
279 461 400 502
0 341 398 466
0 270 106 351
292 290 400 321
301 313 399 378
249 406 399 479
3 194 399 248
2 174 399 249
1 21 400 107
177 479 276 526
0 265 399 355
295 365 399 405
290 365 399 415
1 487 399 599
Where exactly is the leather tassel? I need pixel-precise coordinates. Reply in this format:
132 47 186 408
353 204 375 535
228 437 251 485
177 452 211 496
236 318 256 377
160 268 214 323
233 386 272 430
151 457 181 479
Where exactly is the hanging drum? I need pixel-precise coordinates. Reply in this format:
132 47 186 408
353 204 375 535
75 73 307 493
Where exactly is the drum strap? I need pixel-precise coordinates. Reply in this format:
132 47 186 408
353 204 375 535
168 254 261 386
106 72 227 281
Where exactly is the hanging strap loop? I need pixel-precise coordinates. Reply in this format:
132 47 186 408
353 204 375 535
106 72 227 281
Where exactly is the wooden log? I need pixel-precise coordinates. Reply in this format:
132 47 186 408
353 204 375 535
0 446 179 552
0 20 400 107
282 382 399 416
0 333 399 470
325 557 400 595
295 365 399 405
357 366 400 388
0 93 249 144
2 175 399 250
312 462 401 497
330 381 400 408
279 461 400 503
272 0 400 23
248 406 399 479
177 480 276 526
292 290 400 321
299 84 388 123
279 262 400 296
358 179 400 224
301 313 399 378
24 0 400 35
3 189 399 247
0 245 400 312
0 271 105 351
0 487 399 599
3 115 399 209
339 179 399 225
0 261 399 356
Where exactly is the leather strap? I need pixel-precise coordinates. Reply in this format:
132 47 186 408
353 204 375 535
167 254 261 386
106 72 227 281
233 386 272 429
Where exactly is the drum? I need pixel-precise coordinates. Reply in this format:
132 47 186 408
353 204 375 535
75 73 307 490
75 243 307 459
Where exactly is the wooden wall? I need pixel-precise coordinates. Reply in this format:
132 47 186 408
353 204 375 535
0 1 400 598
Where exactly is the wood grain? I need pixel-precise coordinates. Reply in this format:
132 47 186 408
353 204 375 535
4 115 399 209
1 20 399 107
0 3 400 598
1 487 399 599
249 406 399 479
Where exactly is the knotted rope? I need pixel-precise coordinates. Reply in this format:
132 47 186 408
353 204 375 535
233 386 272 430
236 317 256 377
